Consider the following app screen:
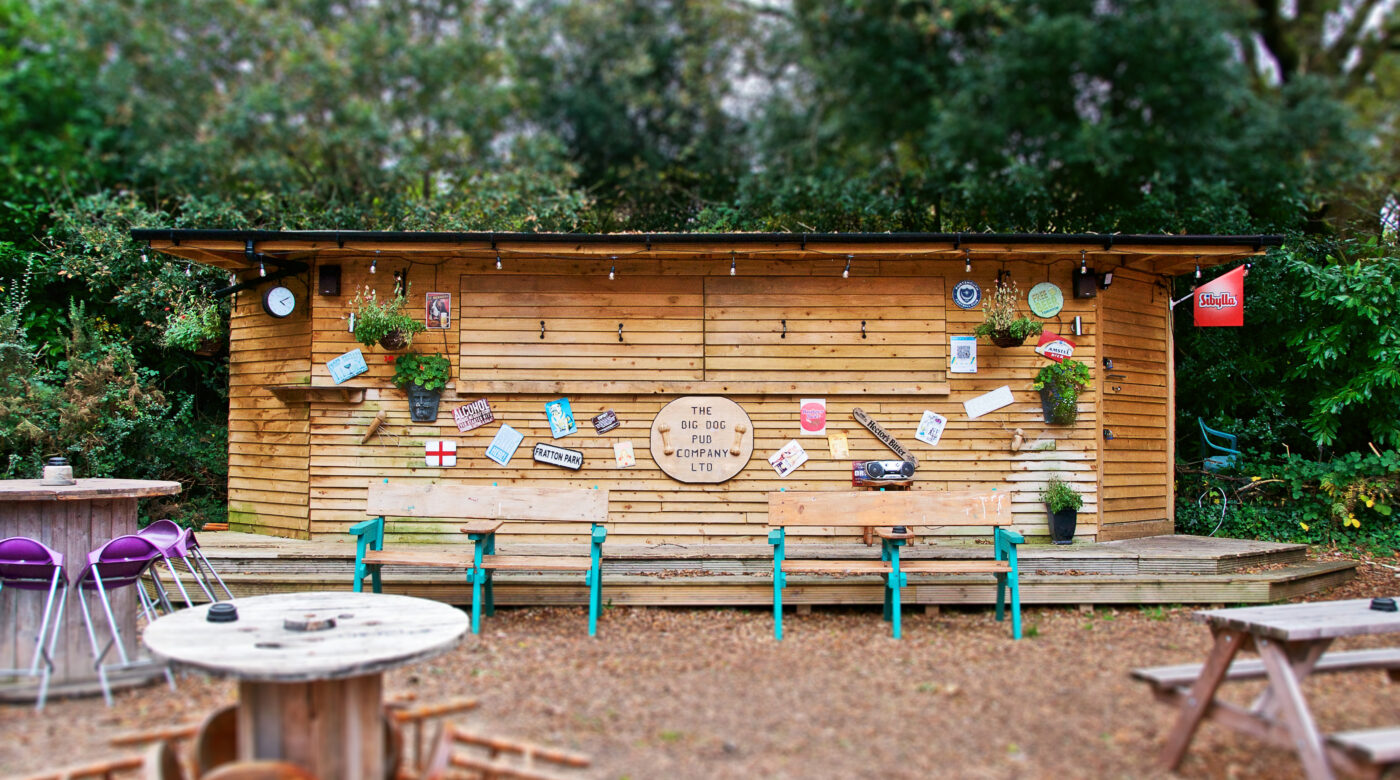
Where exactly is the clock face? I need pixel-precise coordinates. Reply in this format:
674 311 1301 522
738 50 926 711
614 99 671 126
263 286 296 318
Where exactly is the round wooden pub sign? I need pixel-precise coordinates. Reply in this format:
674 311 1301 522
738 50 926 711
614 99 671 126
649 396 754 483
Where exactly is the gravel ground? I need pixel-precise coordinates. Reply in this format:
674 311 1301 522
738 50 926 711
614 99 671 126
3 552 1398 779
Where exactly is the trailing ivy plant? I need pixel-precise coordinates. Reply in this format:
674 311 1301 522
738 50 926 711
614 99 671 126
1032 359 1092 424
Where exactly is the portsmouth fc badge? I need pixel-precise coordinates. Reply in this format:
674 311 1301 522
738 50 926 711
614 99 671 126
952 280 983 310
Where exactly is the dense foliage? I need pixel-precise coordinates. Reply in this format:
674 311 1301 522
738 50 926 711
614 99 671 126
1 0 1396 537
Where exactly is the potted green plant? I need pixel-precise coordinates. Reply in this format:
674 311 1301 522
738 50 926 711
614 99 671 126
161 294 227 355
1032 358 1092 424
350 285 425 350
1039 475 1083 544
393 352 451 422
974 280 1043 347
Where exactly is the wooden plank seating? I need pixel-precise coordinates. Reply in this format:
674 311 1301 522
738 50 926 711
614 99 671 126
766 489 1022 640
1132 647 1400 694
1328 727 1400 779
351 483 609 636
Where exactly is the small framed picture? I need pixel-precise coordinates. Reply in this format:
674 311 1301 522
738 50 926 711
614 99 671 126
426 292 451 329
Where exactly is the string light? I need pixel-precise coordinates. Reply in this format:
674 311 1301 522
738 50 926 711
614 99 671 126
141 251 148 264
964 249 971 274
370 250 378 274
185 264 193 277
842 255 851 279
730 251 736 276
609 256 616 281
495 252 502 270
1080 250 1087 275
1195 256 1202 279
258 260 265 277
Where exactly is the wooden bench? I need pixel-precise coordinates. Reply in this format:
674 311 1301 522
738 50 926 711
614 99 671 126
766 489 1022 640
350 483 608 636
1132 647 1400 696
1329 727 1400 779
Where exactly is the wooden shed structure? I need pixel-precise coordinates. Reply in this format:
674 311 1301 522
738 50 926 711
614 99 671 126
134 230 1280 548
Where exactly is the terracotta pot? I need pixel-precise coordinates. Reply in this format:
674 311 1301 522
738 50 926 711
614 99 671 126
378 329 409 351
406 383 442 423
1047 506 1077 544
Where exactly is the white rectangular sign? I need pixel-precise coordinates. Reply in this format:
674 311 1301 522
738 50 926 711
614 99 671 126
963 386 1015 419
533 442 584 470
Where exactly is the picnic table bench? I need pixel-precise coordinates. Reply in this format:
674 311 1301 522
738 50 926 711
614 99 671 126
350 483 608 636
766 488 1022 640
1133 597 1400 779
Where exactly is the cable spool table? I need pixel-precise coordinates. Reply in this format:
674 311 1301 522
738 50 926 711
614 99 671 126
144 591 468 779
0 478 182 699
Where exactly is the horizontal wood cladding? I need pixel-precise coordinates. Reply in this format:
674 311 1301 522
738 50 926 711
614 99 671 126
215 252 1179 546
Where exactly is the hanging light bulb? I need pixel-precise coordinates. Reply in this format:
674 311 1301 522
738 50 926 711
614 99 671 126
258 260 265 277
370 250 378 274
141 251 148 264
495 252 502 270
186 264 193 277
842 255 851 279
609 256 616 281
1080 250 1088 275
730 252 736 276
1195 256 1202 279
964 249 972 274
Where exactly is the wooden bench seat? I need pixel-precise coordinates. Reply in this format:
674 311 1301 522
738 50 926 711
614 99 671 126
1132 647 1400 693
1329 726 1400 778
768 489 1022 640
351 483 609 636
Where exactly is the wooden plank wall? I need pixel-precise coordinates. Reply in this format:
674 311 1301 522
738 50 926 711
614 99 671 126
228 283 313 538
254 252 1152 545
1096 269 1174 539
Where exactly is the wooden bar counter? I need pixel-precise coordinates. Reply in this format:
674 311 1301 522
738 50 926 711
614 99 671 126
0 478 181 698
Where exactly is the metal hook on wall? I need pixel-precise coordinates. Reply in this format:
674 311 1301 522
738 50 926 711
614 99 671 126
861 320 867 339
618 323 624 343
781 319 787 339
540 320 546 340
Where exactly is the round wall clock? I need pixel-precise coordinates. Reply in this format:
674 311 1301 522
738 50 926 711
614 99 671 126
1027 282 1064 318
952 280 983 310
262 285 297 318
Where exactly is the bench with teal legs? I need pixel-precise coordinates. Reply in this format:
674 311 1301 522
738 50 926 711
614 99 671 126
351 482 609 636
767 489 1023 640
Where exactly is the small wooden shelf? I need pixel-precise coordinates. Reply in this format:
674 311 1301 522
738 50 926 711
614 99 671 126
453 380 949 397
266 385 366 404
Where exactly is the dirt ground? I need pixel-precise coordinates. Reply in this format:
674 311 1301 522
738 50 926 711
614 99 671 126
3 553 1398 779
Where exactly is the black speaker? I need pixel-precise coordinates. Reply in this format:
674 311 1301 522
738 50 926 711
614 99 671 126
318 264 341 296
1074 272 1098 299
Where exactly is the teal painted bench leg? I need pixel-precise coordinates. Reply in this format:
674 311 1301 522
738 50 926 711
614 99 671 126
995 572 1007 622
880 540 892 623
769 528 786 640
995 527 1025 640
588 523 606 637
467 532 489 634
349 517 385 593
888 540 904 639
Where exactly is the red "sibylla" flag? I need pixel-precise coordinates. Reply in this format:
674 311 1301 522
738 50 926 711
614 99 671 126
1194 266 1246 327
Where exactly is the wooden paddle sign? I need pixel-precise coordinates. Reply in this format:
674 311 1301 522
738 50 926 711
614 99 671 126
852 407 918 467
650 396 753 483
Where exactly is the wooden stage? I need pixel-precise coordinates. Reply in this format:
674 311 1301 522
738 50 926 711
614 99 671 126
180 533 1355 607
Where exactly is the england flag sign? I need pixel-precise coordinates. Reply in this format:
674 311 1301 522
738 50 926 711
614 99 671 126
425 440 457 467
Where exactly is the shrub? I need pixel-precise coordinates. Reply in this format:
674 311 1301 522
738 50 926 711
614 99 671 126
160 294 226 351
392 352 451 391
1040 475 1084 513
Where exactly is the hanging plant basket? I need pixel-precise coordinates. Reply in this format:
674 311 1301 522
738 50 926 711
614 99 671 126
378 329 410 351
990 332 1028 348
193 336 227 357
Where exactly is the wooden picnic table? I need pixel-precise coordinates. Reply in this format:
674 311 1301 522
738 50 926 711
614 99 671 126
1149 597 1400 779
143 591 467 779
0 478 181 699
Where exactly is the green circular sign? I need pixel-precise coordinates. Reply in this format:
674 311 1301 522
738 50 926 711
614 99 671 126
1027 283 1064 318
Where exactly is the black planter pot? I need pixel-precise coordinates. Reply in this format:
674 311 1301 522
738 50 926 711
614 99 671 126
1047 506 1077 544
1039 385 1077 425
989 332 1027 348
406 383 442 422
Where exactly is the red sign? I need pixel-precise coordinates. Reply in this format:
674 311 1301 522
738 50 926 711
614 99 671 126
1034 332 1076 362
1194 266 1246 327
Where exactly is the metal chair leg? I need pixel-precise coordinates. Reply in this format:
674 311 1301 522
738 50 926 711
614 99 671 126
191 548 235 600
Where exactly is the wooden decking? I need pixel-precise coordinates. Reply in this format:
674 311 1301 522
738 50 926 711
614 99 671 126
180 533 1354 607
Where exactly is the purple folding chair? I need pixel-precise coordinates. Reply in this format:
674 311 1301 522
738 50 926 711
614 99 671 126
0 537 66 710
74 534 176 705
138 520 234 604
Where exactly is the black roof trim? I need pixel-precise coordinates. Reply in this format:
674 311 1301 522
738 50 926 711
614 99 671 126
130 228 1284 250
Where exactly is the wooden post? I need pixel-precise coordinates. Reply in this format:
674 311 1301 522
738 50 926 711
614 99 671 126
238 675 384 779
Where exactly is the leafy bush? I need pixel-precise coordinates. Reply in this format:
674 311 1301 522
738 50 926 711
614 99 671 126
1176 449 1400 550
392 353 451 391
